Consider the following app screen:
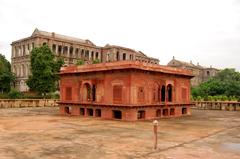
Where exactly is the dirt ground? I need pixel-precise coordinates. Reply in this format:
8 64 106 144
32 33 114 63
0 107 239 159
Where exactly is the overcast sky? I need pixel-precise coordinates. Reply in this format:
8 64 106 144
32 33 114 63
0 0 240 70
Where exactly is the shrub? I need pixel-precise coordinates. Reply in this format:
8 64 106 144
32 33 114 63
0 93 9 99
76 59 85 65
8 89 23 99
92 59 101 64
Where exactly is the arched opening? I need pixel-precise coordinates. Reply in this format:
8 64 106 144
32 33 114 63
161 85 165 102
81 49 84 57
75 48 79 57
91 51 94 60
153 83 160 103
63 46 68 56
52 44 56 52
69 46 73 57
167 84 173 102
158 87 161 102
182 88 187 102
207 71 210 76
129 54 132 60
85 50 89 59
116 51 120 60
138 87 145 103
92 84 96 102
96 52 99 59
122 53 126 60
83 83 91 102
58 45 62 55
65 87 72 100
113 85 123 103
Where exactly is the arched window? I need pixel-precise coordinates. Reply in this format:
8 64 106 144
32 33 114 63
52 44 56 52
96 52 99 59
138 87 145 102
207 71 210 76
83 83 91 101
91 51 94 60
65 87 72 100
158 86 161 102
63 46 68 55
161 85 165 102
167 84 173 102
58 45 62 55
92 84 96 102
69 46 73 57
75 48 79 57
113 85 123 103
153 83 160 103
122 53 126 60
116 51 120 60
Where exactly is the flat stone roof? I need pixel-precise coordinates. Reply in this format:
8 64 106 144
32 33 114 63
60 61 194 77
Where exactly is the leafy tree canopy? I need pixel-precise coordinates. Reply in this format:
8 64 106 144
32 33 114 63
192 68 240 100
0 54 15 93
26 45 64 97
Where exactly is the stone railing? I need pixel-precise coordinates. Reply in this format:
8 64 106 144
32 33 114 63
0 99 59 108
193 101 240 111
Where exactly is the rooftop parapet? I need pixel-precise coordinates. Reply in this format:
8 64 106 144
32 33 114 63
60 60 193 77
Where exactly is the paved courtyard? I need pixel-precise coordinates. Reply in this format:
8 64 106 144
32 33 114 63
0 107 239 159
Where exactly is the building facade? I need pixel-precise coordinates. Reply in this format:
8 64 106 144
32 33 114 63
167 57 219 87
58 61 193 121
11 29 159 92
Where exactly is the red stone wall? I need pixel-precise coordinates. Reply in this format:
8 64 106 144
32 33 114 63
59 67 192 121
59 105 191 121
60 70 191 105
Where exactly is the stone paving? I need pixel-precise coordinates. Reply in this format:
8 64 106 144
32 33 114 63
0 107 239 159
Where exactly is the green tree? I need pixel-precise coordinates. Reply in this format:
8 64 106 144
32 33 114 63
0 54 15 93
192 68 240 100
26 45 64 97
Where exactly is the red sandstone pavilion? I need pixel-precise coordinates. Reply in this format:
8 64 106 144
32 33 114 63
58 61 194 121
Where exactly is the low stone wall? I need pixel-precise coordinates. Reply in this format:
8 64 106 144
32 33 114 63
0 99 59 108
193 101 240 111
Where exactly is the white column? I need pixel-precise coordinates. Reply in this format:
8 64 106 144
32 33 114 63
89 50 92 60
